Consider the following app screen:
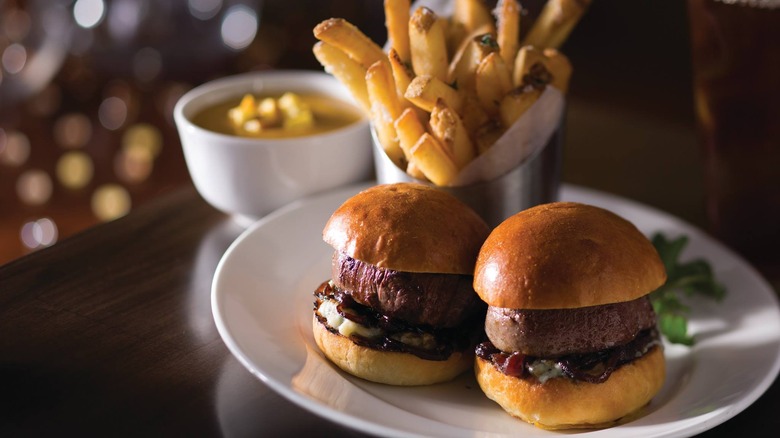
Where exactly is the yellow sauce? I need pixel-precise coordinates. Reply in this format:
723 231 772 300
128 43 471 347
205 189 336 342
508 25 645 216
192 93 364 139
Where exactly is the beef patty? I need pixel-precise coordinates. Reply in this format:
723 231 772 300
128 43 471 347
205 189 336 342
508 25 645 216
331 252 485 328
485 296 657 357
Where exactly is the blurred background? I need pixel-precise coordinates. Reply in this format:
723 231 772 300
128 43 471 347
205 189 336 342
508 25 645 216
0 0 695 265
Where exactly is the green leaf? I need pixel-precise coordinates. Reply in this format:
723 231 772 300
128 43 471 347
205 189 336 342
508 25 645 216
649 232 727 346
658 313 694 346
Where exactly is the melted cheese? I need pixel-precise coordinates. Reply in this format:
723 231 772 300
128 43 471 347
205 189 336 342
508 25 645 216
527 359 564 383
317 299 382 339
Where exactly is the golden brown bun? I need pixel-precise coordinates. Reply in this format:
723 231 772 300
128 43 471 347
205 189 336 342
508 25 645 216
323 183 490 274
312 315 472 385
475 347 665 429
474 202 666 309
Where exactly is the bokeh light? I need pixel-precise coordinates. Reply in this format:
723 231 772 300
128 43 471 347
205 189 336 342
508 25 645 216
20 218 58 250
115 144 153 184
98 96 128 130
91 184 131 221
54 113 92 149
2 43 27 74
73 0 105 29
220 5 258 51
108 0 142 41
123 123 162 158
16 170 53 206
0 130 31 167
56 151 94 189
189 0 223 20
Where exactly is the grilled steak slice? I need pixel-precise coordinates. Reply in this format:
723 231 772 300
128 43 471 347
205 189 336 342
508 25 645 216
331 252 485 328
484 296 657 357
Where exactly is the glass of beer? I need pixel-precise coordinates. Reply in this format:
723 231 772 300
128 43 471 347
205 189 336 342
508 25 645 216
688 0 780 274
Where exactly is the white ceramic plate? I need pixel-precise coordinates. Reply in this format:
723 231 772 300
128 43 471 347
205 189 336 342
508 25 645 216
212 183 780 437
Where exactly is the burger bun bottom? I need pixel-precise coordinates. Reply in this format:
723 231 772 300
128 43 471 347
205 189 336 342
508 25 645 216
475 346 665 429
312 315 472 386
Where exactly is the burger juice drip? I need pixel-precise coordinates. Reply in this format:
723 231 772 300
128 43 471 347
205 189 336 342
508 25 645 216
476 328 661 384
314 281 480 361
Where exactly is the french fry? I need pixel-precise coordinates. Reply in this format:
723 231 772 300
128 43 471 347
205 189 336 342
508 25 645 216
410 133 459 186
395 107 427 160
313 18 387 69
474 121 506 155
409 7 449 82
366 60 404 166
460 94 491 135
513 46 572 92
475 52 513 116
522 0 592 49
405 161 429 181
543 48 573 93
447 29 498 92
445 20 467 57
312 42 370 112
499 86 542 127
405 75 463 114
494 0 521 72
388 48 414 103
384 0 411 63
512 45 548 87
430 100 475 169
453 0 495 34
472 32 502 63
393 91 430 180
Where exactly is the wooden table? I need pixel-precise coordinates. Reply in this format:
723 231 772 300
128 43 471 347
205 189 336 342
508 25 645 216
2 98 780 435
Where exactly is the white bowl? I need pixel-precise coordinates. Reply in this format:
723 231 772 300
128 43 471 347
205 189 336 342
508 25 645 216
174 70 372 225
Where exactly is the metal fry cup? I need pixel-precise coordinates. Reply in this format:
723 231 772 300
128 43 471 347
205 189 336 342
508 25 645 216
372 122 562 229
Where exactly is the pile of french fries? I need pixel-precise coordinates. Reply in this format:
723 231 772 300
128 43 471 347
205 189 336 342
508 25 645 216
313 0 590 186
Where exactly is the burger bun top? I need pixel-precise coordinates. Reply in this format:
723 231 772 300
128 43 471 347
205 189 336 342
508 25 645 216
323 183 490 274
474 202 666 309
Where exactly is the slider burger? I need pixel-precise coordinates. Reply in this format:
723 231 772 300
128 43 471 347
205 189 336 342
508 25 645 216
473 202 666 429
313 183 490 385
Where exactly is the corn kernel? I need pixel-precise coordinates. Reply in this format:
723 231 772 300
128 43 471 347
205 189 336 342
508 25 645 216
283 111 314 130
243 119 261 133
239 94 257 116
278 92 305 113
258 98 282 128
228 94 258 127
278 92 313 129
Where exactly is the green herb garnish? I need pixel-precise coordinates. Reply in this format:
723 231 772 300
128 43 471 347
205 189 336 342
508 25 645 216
649 233 727 345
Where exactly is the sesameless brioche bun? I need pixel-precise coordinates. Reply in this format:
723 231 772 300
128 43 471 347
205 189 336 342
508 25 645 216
474 202 667 310
474 347 666 430
312 315 472 386
472 202 667 428
315 183 489 386
323 183 490 274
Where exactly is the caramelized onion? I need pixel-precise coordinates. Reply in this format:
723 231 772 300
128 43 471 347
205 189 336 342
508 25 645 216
476 328 660 383
314 281 482 361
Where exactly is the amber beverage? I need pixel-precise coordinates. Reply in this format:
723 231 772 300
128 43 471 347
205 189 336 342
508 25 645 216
688 0 780 271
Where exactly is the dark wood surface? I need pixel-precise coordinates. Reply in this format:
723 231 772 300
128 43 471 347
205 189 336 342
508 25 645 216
0 187 359 436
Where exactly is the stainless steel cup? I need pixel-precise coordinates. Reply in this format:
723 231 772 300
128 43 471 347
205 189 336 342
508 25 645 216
372 123 563 228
